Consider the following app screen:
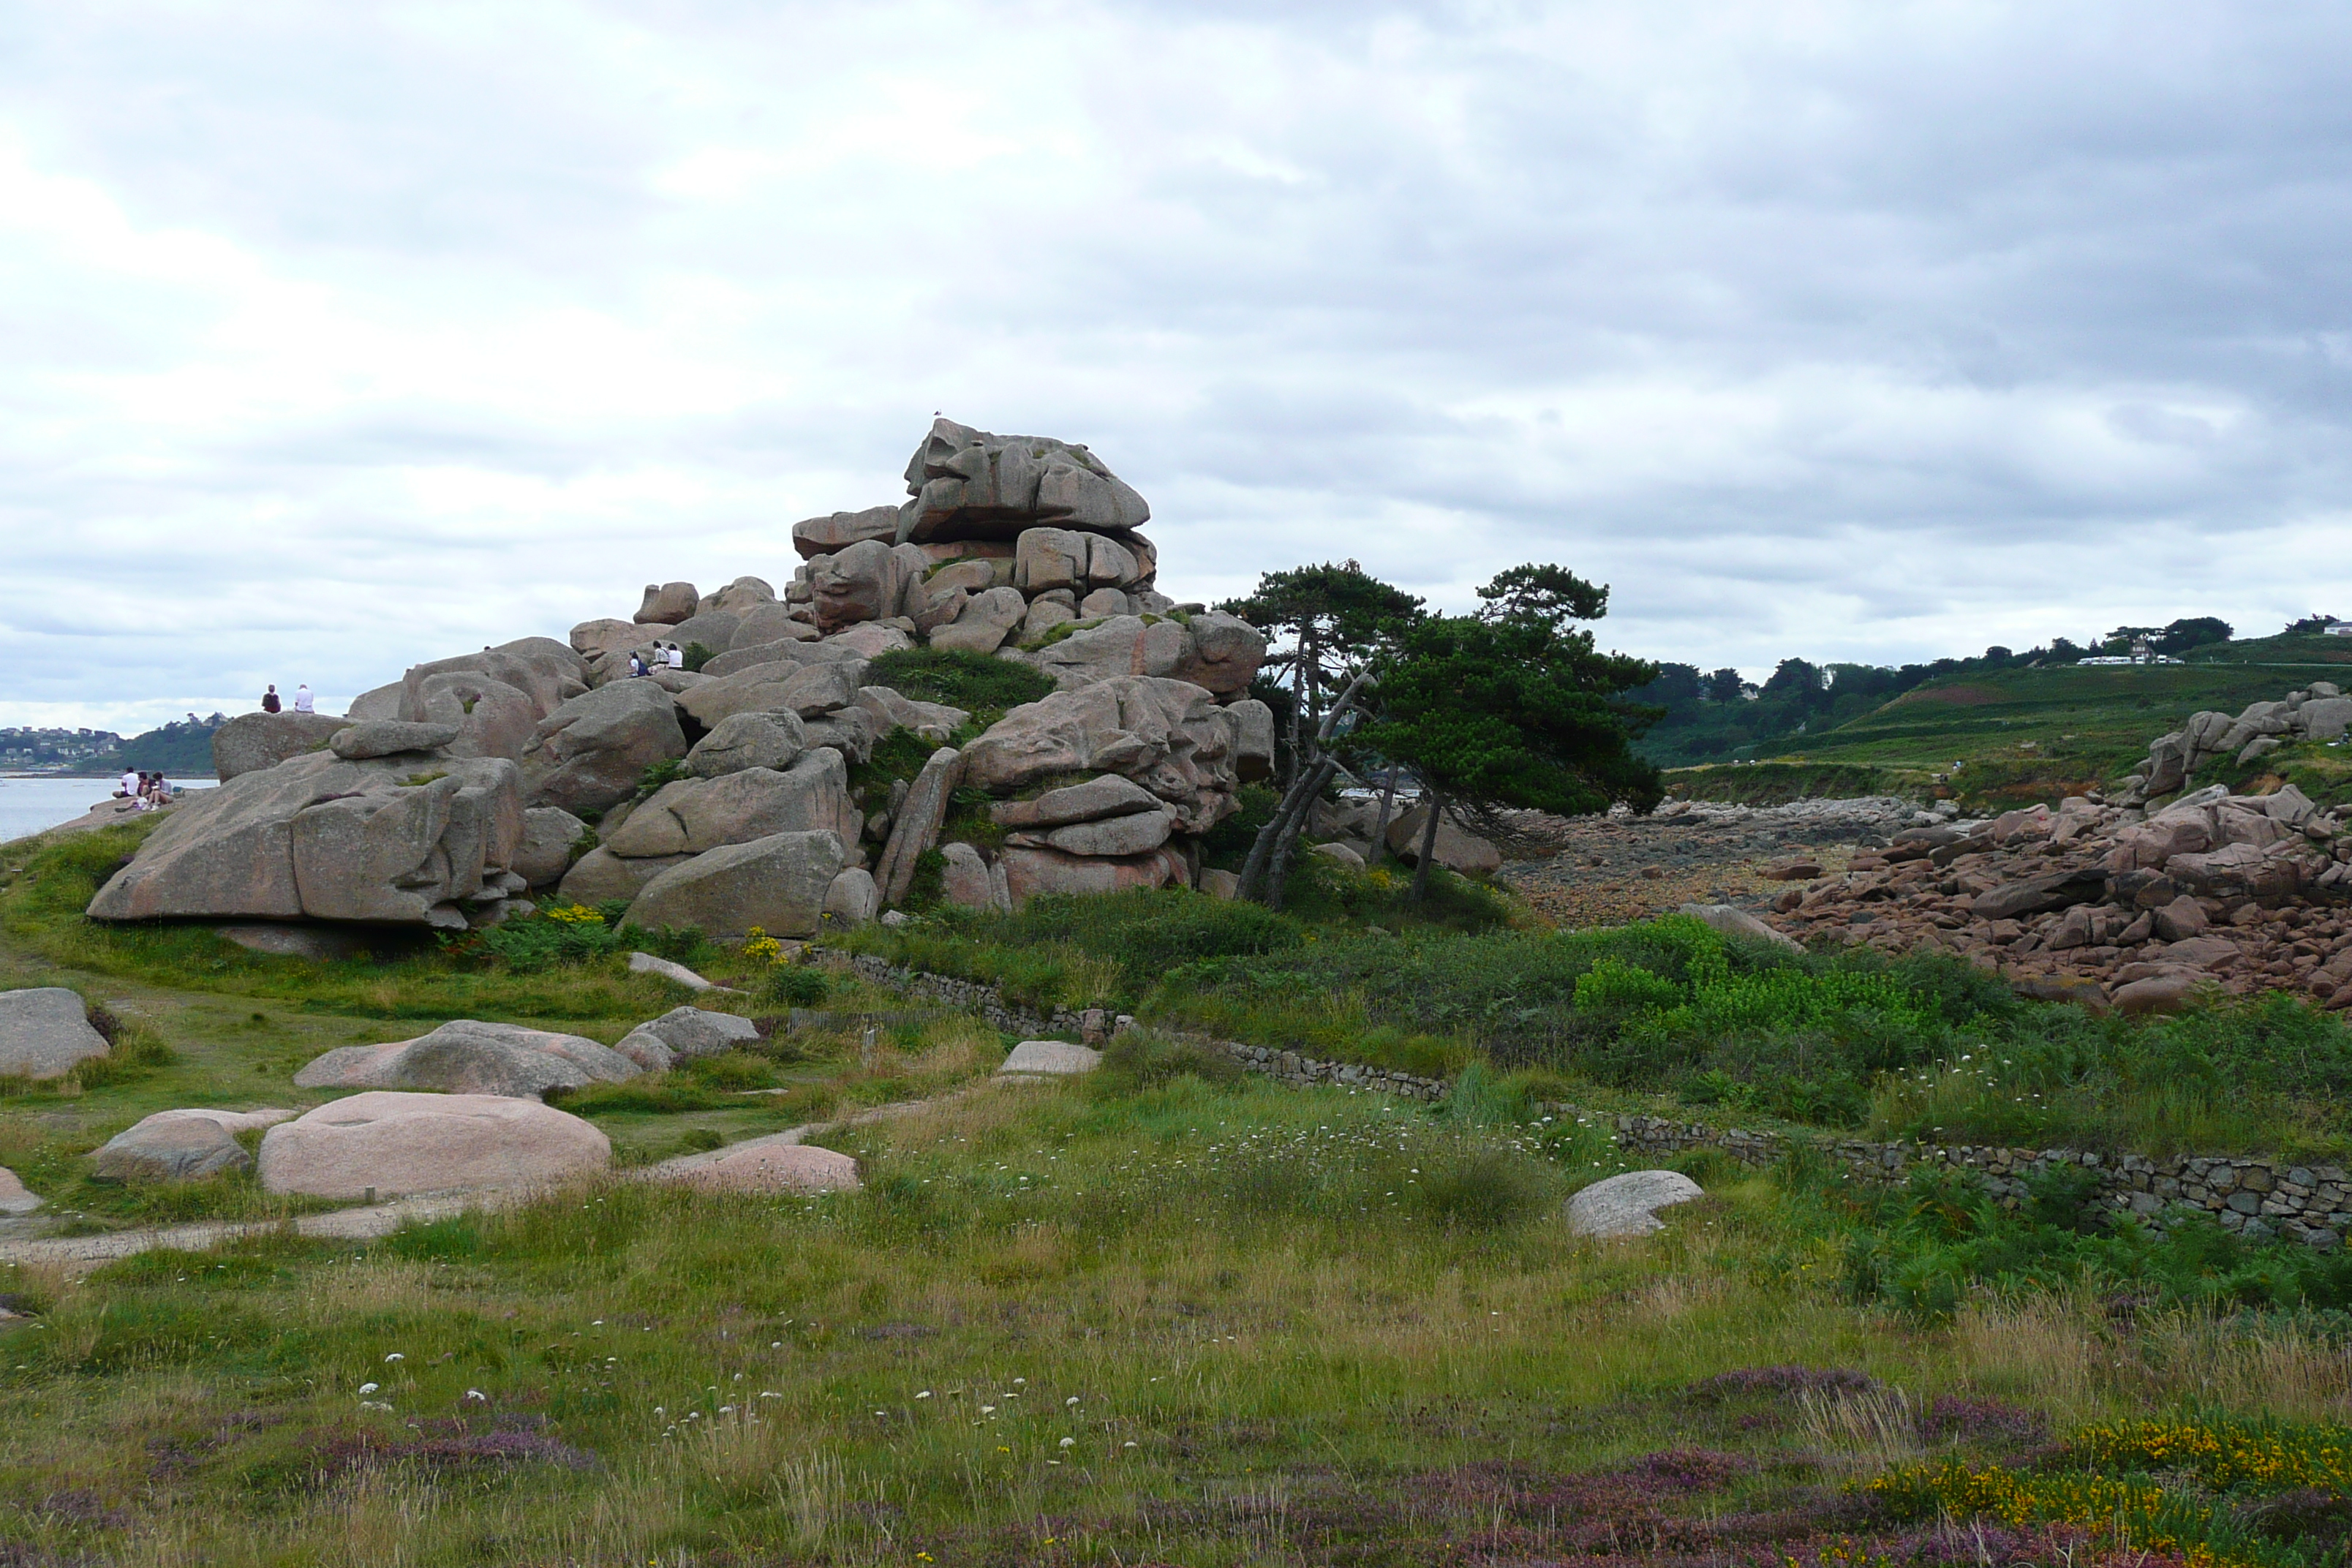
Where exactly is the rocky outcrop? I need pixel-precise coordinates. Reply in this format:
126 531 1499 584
92 747 527 929
213 711 354 782
513 806 588 888
962 678 1243 834
2119 682 2350 800
1763 783 2352 1014
293 1019 641 1099
86 419 1271 939
0 989 110 1081
899 418 1150 543
257 1092 610 1199
603 751 859 859
683 710 807 778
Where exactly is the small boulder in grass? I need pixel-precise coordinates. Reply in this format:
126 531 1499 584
1567 1169 1705 1238
0 1166 42 1216
647 1134 860 1195
91 1108 297 1183
998 1041 1101 1077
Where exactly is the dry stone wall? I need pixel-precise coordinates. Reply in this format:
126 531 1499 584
840 954 2352 1250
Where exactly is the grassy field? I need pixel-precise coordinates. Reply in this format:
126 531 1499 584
1670 659 2352 810
15 1039 2352 1565
15 821 2352 1561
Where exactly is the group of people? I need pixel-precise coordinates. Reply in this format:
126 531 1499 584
627 644 687 678
115 768 174 810
260 683 315 714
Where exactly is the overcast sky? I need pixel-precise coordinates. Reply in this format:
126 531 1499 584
4 1 2351 734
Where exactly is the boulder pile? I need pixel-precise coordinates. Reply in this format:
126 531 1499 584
1764 782 2352 1014
2118 682 2349 802
89 419 1272 937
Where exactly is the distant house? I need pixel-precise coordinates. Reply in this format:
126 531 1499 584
2328 622 2352 636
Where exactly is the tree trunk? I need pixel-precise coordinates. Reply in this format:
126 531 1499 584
1408 783 1445 904
1264 757 1339 912
1237 668 1375 907
1368 767 1401 864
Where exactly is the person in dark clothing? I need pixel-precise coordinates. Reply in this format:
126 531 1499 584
262 685 282 713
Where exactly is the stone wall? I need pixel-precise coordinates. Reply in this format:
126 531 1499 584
830 952 2345 1249
1551 1106 2352 1251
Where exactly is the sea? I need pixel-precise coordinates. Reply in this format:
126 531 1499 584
0 776 215 845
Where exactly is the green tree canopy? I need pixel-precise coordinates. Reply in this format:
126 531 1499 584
1354 564 1662 896
1221 561 1425 783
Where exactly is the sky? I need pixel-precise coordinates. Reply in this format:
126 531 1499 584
4 1 2351 734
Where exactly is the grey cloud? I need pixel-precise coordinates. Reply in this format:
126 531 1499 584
4 1 2351 730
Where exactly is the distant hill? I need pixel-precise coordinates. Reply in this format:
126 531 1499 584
0 715 227 777
1646 618 2352 811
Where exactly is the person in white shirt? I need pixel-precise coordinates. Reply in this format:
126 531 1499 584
293 685 315 713
666 643 685 670
118 767 138 799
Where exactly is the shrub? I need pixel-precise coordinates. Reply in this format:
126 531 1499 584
681 641 716 673
469 906 625 973
1098 1030 1246 1092
633 758 687 801
759 965 829 1007
862 647 1054 726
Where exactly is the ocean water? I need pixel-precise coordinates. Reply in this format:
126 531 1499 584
0 776 213 845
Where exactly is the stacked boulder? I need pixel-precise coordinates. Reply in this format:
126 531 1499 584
2118 682 2350 802
88 419 1270 938
1765 783 2352 1014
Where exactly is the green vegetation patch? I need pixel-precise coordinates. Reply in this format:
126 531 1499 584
861 646 1054 728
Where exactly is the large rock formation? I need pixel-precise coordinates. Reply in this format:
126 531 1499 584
90 748 525 929
521 680 688 816
87 419 1270 938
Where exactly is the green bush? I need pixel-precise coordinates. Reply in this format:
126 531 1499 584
681 641 716 673
758 965 829 1007
469 908 625 973
632 758 687 801
862 647 1054 726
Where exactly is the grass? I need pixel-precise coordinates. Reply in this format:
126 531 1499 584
12 1067 2352 1564
15 833 2352 1560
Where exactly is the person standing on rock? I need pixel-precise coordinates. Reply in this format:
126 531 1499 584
293 684 314 713
261 685 281 713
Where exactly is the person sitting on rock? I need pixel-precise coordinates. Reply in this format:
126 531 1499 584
627 651 647 678
293 684 314 714
261 685 281 713
116 766 138 799
666 642 685 670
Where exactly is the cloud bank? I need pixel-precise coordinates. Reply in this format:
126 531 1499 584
2 1 2349 731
